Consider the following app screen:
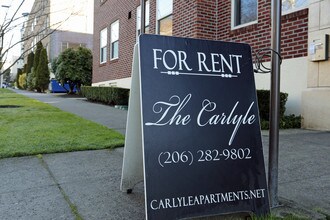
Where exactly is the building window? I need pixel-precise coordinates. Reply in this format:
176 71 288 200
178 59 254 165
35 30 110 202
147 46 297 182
46 44 49 60
110 20 119 60
137 0 150 37
156 0 173 36
30 41 34 52
282 0 308 14
100 28 107 64
45 15 49 29
32 17 37 31
61 42 86 52
33 38 37 50
232 0 257 28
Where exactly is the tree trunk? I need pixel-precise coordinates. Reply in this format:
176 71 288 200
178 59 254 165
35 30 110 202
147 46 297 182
68 82 75 94
76 83 81 95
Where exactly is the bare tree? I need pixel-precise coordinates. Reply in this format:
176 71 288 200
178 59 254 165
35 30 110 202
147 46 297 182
0 0 84 76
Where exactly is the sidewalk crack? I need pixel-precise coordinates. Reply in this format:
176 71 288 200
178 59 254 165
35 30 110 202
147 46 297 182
36 154 83 220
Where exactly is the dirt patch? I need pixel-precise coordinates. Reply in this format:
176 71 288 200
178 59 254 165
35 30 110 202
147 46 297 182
0 105 22 108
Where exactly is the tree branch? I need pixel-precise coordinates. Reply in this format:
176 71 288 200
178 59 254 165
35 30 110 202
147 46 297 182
0 0 80 76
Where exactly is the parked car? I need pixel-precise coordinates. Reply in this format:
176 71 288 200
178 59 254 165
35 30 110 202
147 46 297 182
1 83 8 88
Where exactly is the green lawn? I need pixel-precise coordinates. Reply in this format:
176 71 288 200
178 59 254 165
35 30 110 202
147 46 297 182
0 89 125 158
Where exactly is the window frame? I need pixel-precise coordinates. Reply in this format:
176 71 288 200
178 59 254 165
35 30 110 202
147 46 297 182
61 42 86 52
156 0 173 35
136 0 150 38
100 28 107 64
110 20 119 60
231 0 258 30
158 14 173 36
32 17 37 31
61 42 69 52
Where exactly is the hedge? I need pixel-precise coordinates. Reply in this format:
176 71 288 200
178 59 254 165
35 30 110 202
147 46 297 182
256 89 288 121
256 90 301 129
81 86 129 106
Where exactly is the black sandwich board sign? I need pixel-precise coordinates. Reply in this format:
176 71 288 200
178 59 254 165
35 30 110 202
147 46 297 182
121 34 270 220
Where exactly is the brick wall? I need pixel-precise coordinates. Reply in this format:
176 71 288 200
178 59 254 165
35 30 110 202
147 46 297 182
149 0 157 34
93 0 309 84
173 0 198 38
195 0 218 40
172 0 308 60
281 9 308 59
93 0 141 84
216 0 308 60
173 0 218 40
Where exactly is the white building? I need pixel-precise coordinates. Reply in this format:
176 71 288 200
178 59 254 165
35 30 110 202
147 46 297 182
23 0 93 63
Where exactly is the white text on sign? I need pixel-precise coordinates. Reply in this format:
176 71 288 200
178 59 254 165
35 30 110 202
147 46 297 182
145 94 256 146
153 49 242 74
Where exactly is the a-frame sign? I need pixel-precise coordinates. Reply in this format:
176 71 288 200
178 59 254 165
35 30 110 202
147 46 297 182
121 34 270 220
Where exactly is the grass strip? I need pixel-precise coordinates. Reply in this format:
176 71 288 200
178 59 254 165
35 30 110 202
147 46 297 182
0 89 124 159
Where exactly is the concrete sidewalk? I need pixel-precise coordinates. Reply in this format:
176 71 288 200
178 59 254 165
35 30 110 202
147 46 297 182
0 90 329 219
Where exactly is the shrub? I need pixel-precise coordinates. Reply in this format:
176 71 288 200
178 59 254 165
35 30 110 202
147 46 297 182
81 86 129 106
257 90 288 121
280 114 302 129
16 68 23 89
26 71 35 91
257 90 301 130
32 41 43 92
26 52 34 74
35 48 50 92
18 73 27 89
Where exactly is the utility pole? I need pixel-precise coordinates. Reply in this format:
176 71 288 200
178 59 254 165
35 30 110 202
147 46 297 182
269 0 282 208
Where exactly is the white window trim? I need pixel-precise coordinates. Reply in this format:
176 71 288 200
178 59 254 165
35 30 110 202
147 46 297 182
231 0 258 30
32 17 37 32
110 20 119 60
157 14 173 35
231 20 258 30
136 1 150 38
110 41 119 60
100 28 107 64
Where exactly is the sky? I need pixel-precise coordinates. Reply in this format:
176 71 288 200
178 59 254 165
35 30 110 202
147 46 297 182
1 0 34 66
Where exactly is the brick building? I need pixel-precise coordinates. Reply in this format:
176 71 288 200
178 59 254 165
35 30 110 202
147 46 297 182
93 0 330 130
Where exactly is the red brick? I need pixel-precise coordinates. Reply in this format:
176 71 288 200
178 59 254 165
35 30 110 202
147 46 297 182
93 0 309 84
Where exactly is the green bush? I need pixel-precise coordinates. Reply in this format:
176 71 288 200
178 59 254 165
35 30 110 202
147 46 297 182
16 69 23 89
81 86 129 106
257 90 301 130
18 73 27 89
35 48 50 92
280 114 302 129
257 90 288 121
